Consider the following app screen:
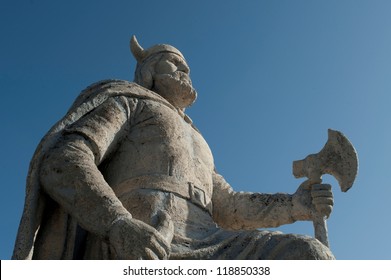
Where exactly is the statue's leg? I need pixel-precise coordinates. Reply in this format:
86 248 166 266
220 230 335 260
245 232 335 260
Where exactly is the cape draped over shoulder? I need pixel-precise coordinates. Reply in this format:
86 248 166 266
12 80 175 259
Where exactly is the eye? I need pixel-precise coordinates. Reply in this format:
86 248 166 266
171 58 181 65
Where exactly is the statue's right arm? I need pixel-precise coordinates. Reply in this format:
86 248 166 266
39 96 170 259
211 172 330 230
212 172 296 230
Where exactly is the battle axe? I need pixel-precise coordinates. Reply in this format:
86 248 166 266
292 129 358 247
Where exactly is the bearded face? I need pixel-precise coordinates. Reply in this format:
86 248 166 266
130 36 197 110
150 53 197 110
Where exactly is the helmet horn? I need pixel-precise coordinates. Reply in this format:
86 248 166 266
130 35 146 63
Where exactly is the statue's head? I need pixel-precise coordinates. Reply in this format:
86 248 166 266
130 36 197 110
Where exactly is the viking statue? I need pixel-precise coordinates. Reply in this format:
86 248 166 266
13 36 334 259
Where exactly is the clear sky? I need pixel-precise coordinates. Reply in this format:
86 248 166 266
1 0 390 260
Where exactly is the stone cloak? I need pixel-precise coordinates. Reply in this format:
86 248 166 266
12 80 176 259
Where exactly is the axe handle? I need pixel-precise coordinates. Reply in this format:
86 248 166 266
313 214 329 248
307 177 330 248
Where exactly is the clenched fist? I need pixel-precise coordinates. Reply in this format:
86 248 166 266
292 180 334 221
108 211 174 260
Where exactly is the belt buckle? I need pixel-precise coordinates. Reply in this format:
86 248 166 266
188 182 206 208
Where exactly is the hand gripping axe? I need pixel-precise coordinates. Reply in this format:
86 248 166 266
292 129 358 248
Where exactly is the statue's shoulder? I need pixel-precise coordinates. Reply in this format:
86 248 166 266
80 79 160 101
69 79 172 112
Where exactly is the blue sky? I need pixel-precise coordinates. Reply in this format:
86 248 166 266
1 0 391 259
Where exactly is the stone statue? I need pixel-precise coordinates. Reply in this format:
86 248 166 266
13 36 335 260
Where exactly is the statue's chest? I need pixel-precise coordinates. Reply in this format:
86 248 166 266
128 102 213 164
108 101 214 185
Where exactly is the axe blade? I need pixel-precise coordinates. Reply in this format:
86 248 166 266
292 129 359 192
323 129 359 192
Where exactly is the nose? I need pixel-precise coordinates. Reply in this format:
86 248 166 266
177 63 189 74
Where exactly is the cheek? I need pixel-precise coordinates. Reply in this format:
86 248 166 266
155 61 177 74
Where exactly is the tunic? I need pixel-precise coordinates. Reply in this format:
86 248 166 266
13 80 334 260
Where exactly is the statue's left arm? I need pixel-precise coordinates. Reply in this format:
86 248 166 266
211 173 331 230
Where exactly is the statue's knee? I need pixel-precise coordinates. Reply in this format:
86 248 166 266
287 235 334 260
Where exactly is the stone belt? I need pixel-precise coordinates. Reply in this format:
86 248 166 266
114 174 213 214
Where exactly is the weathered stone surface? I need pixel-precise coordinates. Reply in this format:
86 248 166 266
13 36 335 260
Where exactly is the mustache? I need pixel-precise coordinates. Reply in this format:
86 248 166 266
154 72 192 85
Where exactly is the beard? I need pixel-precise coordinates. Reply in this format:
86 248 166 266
152 72 197 110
